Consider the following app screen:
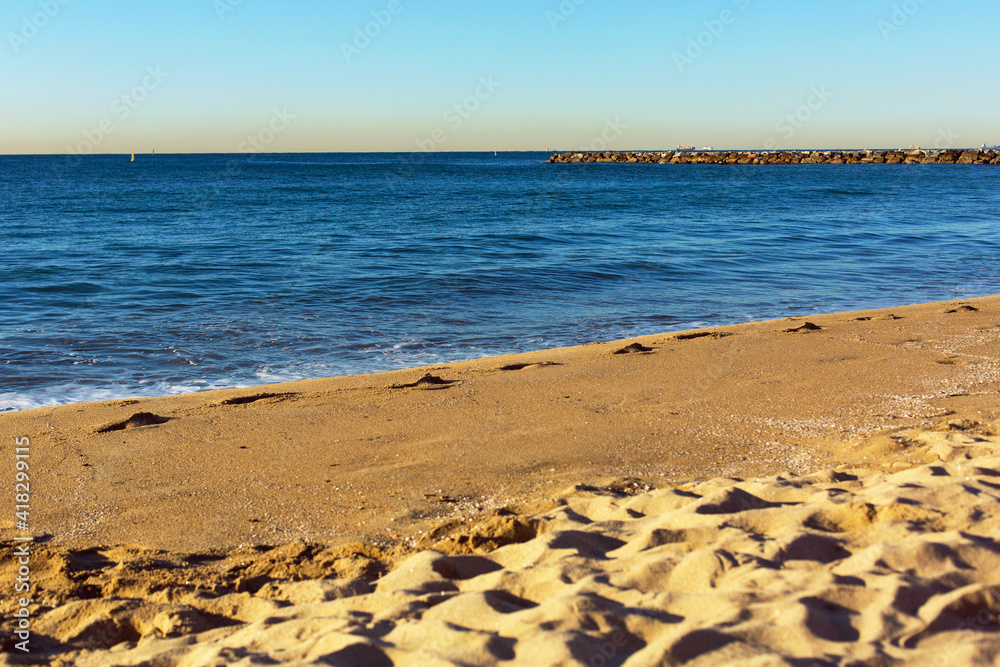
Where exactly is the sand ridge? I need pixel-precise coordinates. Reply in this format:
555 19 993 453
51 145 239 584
2 418 999 665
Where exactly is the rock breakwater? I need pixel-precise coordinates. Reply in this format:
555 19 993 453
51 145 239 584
548 148 1000 165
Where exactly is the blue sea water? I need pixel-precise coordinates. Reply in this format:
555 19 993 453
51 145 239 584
2 152 999 411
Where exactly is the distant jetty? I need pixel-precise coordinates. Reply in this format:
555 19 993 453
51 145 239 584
547 148 1000 165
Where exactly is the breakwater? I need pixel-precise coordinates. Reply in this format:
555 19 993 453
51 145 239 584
548 148 1000 165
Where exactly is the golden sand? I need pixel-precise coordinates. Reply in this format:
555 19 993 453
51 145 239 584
2 296 999 665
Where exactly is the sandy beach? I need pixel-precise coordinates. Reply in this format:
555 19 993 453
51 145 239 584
3 295 1000 665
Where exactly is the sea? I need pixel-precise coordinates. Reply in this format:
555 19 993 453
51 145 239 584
2 152 999 412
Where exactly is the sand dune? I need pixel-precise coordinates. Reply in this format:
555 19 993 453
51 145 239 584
2 296 1000 664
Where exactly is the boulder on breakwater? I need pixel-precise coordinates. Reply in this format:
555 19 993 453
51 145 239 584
547 148 1000 165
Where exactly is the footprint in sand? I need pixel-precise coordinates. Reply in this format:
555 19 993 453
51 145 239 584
671 331 732 341
782 322 823 333
945 305 979 313
613 343 654 355
217 392 298 406
495 362 559 371
391 374 458 390
849 314 902 322
96 412 170 433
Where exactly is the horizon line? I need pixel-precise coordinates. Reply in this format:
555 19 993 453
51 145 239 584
1 146 994 157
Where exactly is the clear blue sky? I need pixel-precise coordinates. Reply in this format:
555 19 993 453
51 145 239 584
3 0 998 153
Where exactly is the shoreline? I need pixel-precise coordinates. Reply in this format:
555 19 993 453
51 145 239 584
3 295 1000 663
6 293 999 417
548 147 1000 165
3 295 998 550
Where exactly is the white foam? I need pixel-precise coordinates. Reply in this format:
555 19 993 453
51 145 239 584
1 345 552 412
0 378 254 413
